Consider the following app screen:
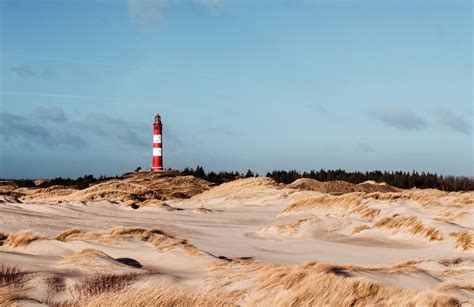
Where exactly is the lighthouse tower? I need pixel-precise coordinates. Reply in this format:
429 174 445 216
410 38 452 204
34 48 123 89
151 113 163 171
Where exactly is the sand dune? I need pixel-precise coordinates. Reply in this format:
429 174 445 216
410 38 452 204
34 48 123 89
14 171 212 204
281 193 380 220
275 189 473 250
0 175 473 305
373 215 443 241
20 185 77 202
4 226 200 256
0 181 19 194
191 177 282 202
288 178 400 194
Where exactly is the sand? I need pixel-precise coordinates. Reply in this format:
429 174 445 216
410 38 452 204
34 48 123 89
0 174 473 306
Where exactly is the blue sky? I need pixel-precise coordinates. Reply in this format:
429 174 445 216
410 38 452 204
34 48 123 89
0 0 472 178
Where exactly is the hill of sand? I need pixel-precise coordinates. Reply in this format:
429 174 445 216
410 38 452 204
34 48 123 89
0 181 18 193
288 178 400 194
0 175 473 306
17 171 212 203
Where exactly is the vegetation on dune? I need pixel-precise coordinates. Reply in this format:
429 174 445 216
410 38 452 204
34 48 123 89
0 288 29 306
449 230 473 251
0 265 26 288
45 276 66 294
0 233 7 246
282 194 380 220
2 257 470 306
373 215 443 241
4 230 48 248
4 226 202 255
72 273 138 297
209 260 464 306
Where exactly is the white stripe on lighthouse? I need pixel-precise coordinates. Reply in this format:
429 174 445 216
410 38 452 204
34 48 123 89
153 135 162 143
153 148 162 156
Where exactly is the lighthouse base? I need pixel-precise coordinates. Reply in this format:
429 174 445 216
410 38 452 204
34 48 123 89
151 167 164 171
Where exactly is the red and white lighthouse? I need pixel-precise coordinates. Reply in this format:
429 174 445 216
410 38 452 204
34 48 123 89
151 113 163 171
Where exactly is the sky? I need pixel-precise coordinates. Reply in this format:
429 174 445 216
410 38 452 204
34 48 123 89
0 0 472 178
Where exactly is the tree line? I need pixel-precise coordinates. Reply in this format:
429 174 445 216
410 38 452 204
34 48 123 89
181 166 474 191
7 167 474 191
12 175 117 190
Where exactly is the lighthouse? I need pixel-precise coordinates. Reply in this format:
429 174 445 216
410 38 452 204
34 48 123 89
152 113 163 171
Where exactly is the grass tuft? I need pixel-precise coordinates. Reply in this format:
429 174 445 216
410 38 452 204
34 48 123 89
72 273 138 298
449 230 473 251
373 215 443 241
46 275 66 293
4 230 48 247
0 265 26 288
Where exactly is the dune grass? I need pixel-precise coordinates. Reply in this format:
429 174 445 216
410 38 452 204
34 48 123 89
373 215 443 241
82 284 236 307
282 193 380 220
449 230 473 251
4 230 48 248
45 275 66 293
72 273 138 298
210 260 466 306
55 226 202 256
0 287 29 306
0 265 26 288
352 224 370 234
0 265 29 305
